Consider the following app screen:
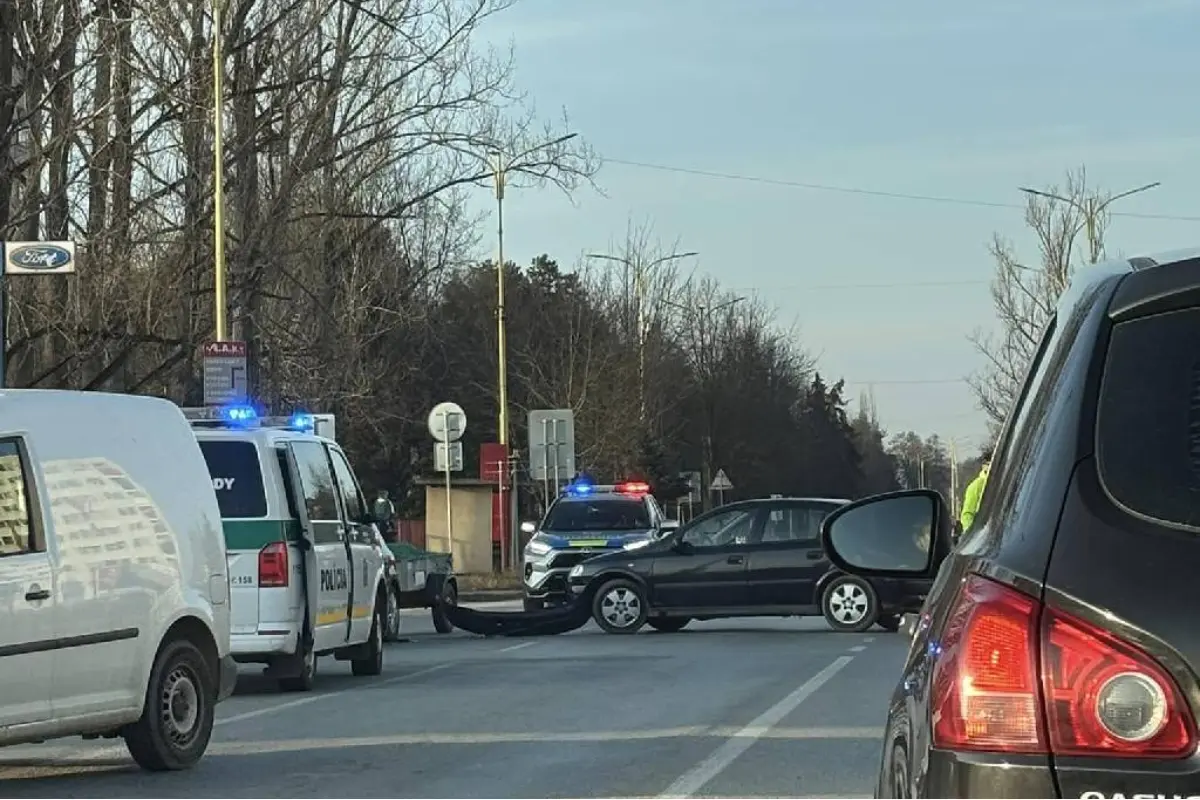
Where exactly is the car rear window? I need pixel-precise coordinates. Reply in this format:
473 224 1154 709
1097 307 1200 529
543 497 650 531
198 440 268 518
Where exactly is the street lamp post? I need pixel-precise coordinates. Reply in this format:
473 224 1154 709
491 132 578 448
1018 181 1160 265
212 0 228 341
585 251 699 420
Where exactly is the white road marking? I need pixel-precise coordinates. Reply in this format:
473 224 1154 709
863 636 875 643
658 655 855 799
848 645 866 652
496 641 537 653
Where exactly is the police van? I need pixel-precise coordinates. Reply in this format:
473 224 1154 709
185 405 389 692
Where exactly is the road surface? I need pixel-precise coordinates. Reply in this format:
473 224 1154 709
0 602 907 798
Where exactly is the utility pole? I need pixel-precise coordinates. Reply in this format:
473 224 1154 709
585 251 698 421
212 0 228 341
1018 181 1160 265
489 133 578 447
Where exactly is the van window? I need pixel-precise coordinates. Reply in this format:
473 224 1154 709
0 439 34 556
328 448 365 522
197 441 267 518
289 441 341 521
1097 306 1200 530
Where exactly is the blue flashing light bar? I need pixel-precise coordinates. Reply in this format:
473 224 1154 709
566 480 593 496
220 404 259 425
289 411 315 433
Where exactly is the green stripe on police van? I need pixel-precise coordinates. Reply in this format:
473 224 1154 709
222 519 302 551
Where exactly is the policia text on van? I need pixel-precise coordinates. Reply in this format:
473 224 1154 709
187 405 390 692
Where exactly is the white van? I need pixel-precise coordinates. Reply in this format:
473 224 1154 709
0 389 234 770
187 407 388 692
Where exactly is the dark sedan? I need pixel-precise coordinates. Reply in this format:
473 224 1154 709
821 247 1200 798
566 495 932 634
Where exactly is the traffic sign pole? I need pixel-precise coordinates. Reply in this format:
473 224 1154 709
428 402 466 563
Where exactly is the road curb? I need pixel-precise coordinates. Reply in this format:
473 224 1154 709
458 590 523 603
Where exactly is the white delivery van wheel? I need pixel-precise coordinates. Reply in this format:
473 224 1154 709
351 594 385 676
123 639 216 771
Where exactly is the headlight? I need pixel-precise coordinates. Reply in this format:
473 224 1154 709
525 536 551 556
623 539 651 551
569 564 584 578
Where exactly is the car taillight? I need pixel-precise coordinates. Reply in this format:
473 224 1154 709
931 574 1196 759
258 542 288 588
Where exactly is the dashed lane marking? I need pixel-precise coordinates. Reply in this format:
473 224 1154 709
658 655 856 799
496 641 537 653
848 645 866 652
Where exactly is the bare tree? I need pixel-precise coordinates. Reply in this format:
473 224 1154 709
968 167 1112 426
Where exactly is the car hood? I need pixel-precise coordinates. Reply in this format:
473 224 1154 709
537 528 656 551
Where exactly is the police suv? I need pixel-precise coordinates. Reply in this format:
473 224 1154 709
186 405 389 692
521 481 676 610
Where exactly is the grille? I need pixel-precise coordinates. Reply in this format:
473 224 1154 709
548 549 607 570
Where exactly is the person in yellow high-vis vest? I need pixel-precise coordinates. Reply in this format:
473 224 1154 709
959 447 993 532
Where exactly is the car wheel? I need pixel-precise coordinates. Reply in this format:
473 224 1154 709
821 575 879 633
523 596 544 612
646 616 690 633
278 626 316 692
351 598 385 676
876 613 902 633
383 587 401 642
122 639 216 771
591 578 648 634
431 580 456 634
889 740 911 798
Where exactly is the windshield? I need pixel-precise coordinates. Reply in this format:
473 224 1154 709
542 497 650 531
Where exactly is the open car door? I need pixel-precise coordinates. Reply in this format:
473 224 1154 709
282 444 322 643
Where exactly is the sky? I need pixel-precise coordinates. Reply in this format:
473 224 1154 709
469 0 1200 453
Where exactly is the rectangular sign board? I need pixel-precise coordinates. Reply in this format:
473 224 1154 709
434 442 464 472
528 409 575 482
202 340 248 406
3 241 76 274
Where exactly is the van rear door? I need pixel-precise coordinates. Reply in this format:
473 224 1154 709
197 439 271 634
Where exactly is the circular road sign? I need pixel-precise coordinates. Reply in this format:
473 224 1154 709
427 401 466 443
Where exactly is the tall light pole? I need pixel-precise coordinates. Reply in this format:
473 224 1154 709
212 0 228 340
491 132 578 447
585 250 698 420
1018 181 1160 265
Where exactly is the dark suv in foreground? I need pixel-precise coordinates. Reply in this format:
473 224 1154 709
820 247 1200 798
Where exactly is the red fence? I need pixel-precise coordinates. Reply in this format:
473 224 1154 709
394 519 426 549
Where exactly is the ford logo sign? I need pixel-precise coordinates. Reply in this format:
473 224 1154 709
7 243 73 272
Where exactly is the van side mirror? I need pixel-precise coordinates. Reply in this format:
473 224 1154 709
520 521 537 534
819 489 951 578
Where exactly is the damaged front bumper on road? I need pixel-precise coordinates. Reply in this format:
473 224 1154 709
441 597 591 637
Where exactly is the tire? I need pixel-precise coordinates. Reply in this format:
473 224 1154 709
351 597 385 676
383 587 401 642
431 580 456 634
888 740 911 798
646 617 690 633
821 575 879 633
523 596 544 612
278 628 316 692
877 613 902 633
122 639 216 771
591 578 648 634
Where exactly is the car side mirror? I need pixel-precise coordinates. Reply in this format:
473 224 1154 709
659 519 680 536
520 521 537 534
672 537 694 554
819 488 951 578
